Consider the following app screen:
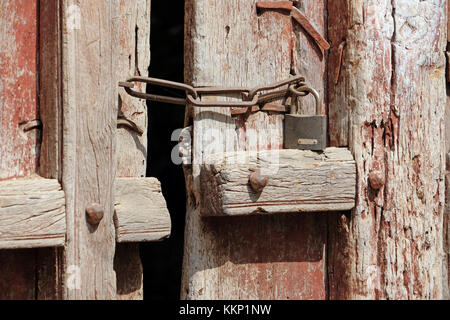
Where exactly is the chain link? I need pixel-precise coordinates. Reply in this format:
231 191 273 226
119 75 317 111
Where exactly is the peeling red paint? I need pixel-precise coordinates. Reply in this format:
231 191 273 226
0 0 39 180
0 0 40 300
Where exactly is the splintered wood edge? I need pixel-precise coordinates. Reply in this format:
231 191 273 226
114 177 171 243
199 147 356 216
0 177 66 249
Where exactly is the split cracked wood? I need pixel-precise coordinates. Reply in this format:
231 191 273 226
327 0 447 299
0 178 66 250
0 176 168 253
114 178 171 243
114 0 151 301
61 0 118 300
199 148 356 216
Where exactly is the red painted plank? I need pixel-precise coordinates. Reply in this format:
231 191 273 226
0 0 39 301
0 0 39 180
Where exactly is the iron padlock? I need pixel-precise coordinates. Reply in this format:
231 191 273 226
284 86 326 151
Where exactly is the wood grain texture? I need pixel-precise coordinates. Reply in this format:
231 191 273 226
182 0 327 300
0 0 40 180
0 0 41 300
327 0 447 299
292 0 327 117
0 178 65 249
40 0 62 181
114 0 151 301
114 178 171 243
117 0 149 177
37 0 65 300
62 0 118 299
445 152 450 299
445 0 450 300
199 148 356 216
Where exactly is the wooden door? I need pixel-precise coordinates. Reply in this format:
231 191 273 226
1 0 448 301
181 0 448 300
0 0 170 300
0 0 48 300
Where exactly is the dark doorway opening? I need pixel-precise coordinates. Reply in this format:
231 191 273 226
140 0 186 300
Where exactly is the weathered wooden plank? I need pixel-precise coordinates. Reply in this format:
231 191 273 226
445 153 450 299
183 0 328 300
37 0 65 300
40 0 62 181
446 1 450 299
327 0 447 299
0 0 41 300
0 178 65 249
0 0 40 180
199 148 356 216
293 0 327 117
114 0 151 301
62 0 118 299
117 0 149 177
114 178 171 243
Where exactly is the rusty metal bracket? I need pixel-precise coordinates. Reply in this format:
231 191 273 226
117 117 144 136
334 41 346 85
20 119 42 132
256 1 330 55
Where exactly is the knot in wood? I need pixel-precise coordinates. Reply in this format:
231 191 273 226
86 203 104 226
249 171 269 193
369 171 385 190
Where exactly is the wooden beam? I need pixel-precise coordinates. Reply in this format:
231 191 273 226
327 0 447 299
0 177 170 249
199 148 356 216
114 178 171 243
0 178 66 250
62 0 118 299
114 0 151 300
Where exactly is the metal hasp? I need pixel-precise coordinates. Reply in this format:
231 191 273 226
284 86 327 151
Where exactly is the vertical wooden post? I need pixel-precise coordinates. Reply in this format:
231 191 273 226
327 0 447 299
114 0 151 300
444 0 450 300
62 0 118 299
182 0 327 299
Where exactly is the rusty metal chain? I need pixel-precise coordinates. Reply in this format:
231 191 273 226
119 75 317 111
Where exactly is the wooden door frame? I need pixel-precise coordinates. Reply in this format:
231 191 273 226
38 0 166 300
39 0 118 299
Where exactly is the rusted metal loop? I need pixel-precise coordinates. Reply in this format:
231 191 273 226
195 87 251 95
187 94 259 107
257 88 291 105
289 85 321 115
117 117 144 136
126 76 198 99
124 86 186 105
20 119 42 132
246 75 306 100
